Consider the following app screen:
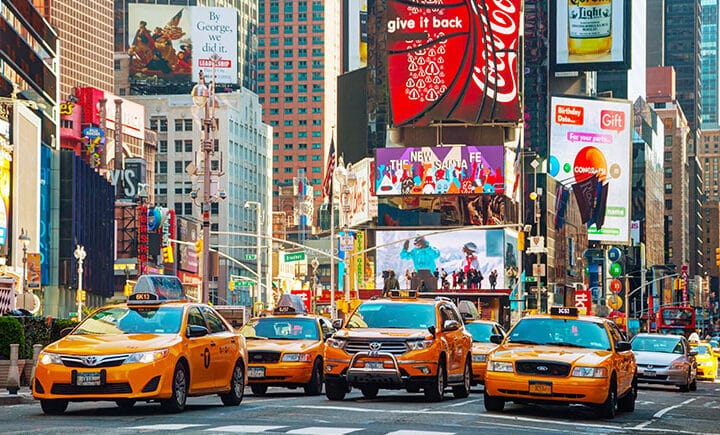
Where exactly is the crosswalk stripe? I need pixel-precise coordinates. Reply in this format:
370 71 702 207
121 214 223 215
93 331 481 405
386 431 456 435
285 428 362 435
206 426 287 433
128 424 206 430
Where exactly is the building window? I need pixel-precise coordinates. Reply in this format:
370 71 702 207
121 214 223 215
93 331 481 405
157 161 167 174
175 161 184 174
174 202 183 215
175 140 183 152
184 203 193 215
175 119 183 131
184 119 193 131
159 140 167 152
159 119 168 132
185 140 193 152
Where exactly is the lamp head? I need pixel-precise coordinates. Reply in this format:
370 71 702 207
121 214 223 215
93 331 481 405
191 74 209 107
18 229 30 248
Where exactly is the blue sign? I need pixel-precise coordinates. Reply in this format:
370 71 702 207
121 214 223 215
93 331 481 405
607 247 622 262
82 126 104 139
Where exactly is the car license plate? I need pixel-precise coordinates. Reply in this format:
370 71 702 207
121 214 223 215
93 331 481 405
365 361 384 369
76 371 102 386
643 370 656 377
528 381 552 395
248 367 265 378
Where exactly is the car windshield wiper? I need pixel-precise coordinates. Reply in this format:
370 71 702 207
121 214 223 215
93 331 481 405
546 341 587 348
245 336 268 340
508 339 541 345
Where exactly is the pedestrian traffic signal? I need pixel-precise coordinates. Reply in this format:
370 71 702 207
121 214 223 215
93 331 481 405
162 246 174 264
716 248 720 266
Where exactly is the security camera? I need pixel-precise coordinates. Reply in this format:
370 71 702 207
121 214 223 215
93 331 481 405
190 190 198 199
219 190 227 199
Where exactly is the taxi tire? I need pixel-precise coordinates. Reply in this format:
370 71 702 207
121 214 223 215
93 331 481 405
40 399 68 415
424 359 446 402
596 377 617 419
304 359 323 396
483 389 504 412
325 379 347 401
220 361 245 406
115 399 136 409
452 358 472 399
251 384 268 396
360 385 379 399
617 377 637 413
161 362 188 413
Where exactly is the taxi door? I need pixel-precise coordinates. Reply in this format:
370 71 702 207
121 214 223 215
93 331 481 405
186 306 214 391
201 306 237 389
608 322 634 395
439 304 464 376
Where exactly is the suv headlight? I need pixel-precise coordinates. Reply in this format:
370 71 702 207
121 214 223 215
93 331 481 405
39 352 63 365
472 354 487 363
571 366 607 378
407 339 434 351
124 349 169 364
488 361 513 372
281 353 312 362
327 338 347 349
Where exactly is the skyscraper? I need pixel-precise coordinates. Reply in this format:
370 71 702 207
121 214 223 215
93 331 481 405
701 0 719 128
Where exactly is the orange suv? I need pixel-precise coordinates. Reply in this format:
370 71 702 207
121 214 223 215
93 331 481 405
324 291 473 402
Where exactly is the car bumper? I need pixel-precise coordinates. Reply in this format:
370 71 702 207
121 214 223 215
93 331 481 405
636 367 687 385
471 362 487 384
696 366 716 379
32 359 174 401
325 352 438 388
247 363 313 385
485 372 610 405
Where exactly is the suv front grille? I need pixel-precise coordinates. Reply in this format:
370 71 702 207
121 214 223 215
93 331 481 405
344 339 408 355
515 361 571 377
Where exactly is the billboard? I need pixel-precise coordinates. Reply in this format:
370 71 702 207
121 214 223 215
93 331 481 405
378 194 515 227
346 0 368 71
177 217 200 273
375 229 518 293
128 5 238 86
385 0 521 126
550 0 631 72
549 96 632 243
375 145 504 196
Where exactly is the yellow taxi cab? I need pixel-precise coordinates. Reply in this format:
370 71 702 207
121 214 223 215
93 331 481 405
239 294 334 395
484 307 637 419
324 290 473 402
465 320 505 385
32 275 248 414
690 342 717 381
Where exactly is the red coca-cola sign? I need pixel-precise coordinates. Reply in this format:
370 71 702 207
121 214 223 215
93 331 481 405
387 0 521 126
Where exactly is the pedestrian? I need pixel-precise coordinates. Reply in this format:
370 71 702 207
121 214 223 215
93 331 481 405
383 270 400 296
489 269 498 290
417 279 429 293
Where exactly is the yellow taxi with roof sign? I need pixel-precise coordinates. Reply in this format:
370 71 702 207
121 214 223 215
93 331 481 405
239 294 335 395
483 307 637 419
32 275 248 414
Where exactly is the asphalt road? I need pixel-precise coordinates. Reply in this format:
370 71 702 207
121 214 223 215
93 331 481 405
2 381 719 434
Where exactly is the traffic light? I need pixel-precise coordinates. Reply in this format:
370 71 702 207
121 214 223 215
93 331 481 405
518 231 525 251
606 247 623 298
715 248 720 266
162 246 174 264
123 282 132 296
195 238 203 255
76 289 86 302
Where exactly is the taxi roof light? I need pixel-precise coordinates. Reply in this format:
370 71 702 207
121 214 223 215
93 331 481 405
128 274 186 305
273 294 308 315
550 306 579 317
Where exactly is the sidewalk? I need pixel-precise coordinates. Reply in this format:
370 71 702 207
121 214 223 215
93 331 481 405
0 387 34 406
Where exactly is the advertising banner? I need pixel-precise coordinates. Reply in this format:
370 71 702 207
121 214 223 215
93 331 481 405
386 0 521 126
177 217 200 273
550 0 631 72
549 96 632 243
0 121 10 254
375 145 505 196
346 0 368 70
26 252 41 289
375 229 519 293
128 5 238 86
346 158 373 227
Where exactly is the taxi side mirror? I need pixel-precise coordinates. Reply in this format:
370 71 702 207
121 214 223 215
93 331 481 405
490 334 503 345
615 341 631 352
689 349 698 357
187 325 209 338
442 319 461 332
331 319 343 329
428 325 437 337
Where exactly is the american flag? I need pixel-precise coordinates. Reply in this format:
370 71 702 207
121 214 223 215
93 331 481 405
321 137 336 200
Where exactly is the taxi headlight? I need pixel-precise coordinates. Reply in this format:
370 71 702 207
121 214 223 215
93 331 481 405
699 361 713 367
327 338 347 349
124 349 169 364
571 366 608 378
281 353 312 362
39 352 63 365
472 354 487 363
488 361 513 372
407 339 434 351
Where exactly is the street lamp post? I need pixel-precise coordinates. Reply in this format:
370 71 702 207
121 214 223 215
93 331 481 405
74 245 86 321
311 257 319 313
333 158 357 306
18 229 30 302
529 158 543 312
244 201 262 308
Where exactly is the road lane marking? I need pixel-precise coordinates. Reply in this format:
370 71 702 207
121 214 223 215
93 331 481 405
443 398 482 408
386 431 456 435
653 398 697 418
285 428 362 435
128 424 207 430
206 426 287 433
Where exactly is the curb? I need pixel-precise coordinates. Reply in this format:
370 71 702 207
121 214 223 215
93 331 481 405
0 390 34 406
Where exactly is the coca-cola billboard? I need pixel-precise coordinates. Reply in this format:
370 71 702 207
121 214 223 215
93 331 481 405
386 0 521 126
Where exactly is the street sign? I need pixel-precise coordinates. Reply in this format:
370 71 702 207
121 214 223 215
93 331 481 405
532 263 546 277
524 276 537 283
284 252 306 262
69 312 77 317
232 280 254 288
340 235 354 252
244 254 256 261
526 236 546 254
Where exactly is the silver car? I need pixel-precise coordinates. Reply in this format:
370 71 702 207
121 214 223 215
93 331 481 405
630 333 697 391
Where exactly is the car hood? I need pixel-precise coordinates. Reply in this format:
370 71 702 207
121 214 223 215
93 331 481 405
46 334 181 355
632 351 686 366
695 354 714 364
245 339 319 352
472 342 498 354
492 344 612 365
335 328 431 340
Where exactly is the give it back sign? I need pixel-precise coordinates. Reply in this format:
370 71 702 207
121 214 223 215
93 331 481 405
386 0 522 126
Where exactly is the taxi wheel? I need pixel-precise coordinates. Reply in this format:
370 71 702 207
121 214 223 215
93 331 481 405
325 379 347 401
40 399 68 415
452 358 472 399
304 359 323 396
220 361 245 406
424 359 446 402
115 399 136 409
617 377 637 413
596 377 617 419
251 384 268 396
483 389 504 412
161 362 188 413
360 386 379 399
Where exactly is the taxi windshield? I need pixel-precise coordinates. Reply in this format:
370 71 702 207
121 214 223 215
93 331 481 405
241 317 319 340
507 318 611 350
631 336 683 353
73 306 184 335
346 303 435 329
465 323 495 342
692 345 710 355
